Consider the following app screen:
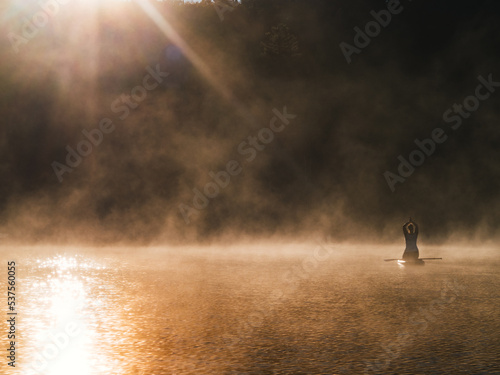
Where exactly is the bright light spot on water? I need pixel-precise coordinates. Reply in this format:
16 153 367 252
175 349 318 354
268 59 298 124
24 256 100 375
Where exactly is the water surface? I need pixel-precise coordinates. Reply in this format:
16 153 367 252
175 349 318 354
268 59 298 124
2 243 499 374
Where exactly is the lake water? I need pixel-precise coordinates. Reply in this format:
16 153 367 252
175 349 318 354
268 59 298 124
2 243 499 374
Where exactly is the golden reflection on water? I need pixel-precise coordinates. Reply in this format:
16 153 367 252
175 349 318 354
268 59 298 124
18 248 243 375
8 245 498 374
23 255 118 375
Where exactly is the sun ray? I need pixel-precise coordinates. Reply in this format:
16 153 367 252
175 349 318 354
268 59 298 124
135 0 260 126
136 0 233 100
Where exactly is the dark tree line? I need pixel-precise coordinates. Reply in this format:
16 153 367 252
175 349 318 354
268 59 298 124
0 0 499 243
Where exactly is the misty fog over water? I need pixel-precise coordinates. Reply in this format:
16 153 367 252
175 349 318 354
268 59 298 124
0 0 499 244
1 0 500 374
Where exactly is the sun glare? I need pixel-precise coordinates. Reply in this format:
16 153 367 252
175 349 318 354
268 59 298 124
20 256 116 375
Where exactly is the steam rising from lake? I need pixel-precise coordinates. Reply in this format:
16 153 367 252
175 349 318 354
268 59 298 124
0 0 499 245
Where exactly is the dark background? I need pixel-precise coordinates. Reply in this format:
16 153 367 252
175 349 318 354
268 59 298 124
0 0 499 244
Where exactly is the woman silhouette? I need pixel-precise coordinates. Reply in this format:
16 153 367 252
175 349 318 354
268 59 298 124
402 218 419 261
